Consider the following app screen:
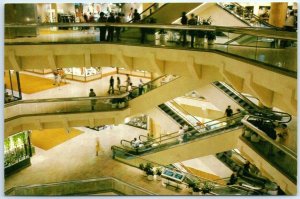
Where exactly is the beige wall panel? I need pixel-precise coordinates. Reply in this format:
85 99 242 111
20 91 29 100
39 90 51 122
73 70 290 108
21 56 49 68
56 55 85 67
91 54 111 66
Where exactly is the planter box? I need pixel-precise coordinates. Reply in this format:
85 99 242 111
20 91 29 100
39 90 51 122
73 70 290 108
5 157 31 177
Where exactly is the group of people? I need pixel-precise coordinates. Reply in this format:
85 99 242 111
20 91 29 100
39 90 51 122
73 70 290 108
53 69 66 86
180 12 213 48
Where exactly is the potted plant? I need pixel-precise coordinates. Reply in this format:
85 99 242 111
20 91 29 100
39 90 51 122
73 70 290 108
206 30 216 45
139 163 147 176
196 29 206 46
187 180 197 193
111 98 119 109
192 184 201 195
200 181 215 195
146 168 154 181
155 167 162 181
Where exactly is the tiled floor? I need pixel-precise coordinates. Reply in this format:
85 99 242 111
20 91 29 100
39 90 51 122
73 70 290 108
20 71 150 100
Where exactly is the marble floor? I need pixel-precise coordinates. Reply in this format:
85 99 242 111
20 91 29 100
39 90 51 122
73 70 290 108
5 124 191 195
19 71 150 100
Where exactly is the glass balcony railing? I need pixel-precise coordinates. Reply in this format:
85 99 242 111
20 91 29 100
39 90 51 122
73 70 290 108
4 94 129 121
116 113 244 156
241 115 297 183
5 23 297 77
111 145 267 195
4 74 179 121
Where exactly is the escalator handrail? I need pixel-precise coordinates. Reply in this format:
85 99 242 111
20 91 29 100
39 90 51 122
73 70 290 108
120 139 133 147
216 3 254 26
134 114 244 151
164 101 196 128
111 144 262 194
141 112 243 143
129 75 180 97
242 115 297 159
169 99 202 127
127 3 158 23
232 2 280 29
213 81 258 111
214 81 292 123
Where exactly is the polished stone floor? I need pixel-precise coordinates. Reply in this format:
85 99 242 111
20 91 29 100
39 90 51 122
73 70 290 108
5 125 191 195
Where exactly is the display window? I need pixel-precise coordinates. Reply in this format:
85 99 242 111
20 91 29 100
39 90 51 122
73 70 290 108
63 66 118 82
118 68 151 78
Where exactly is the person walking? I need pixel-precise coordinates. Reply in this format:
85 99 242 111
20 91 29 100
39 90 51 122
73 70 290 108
107 12 116 42
178 126 185 143
117 76 121 92
180 12 188 46
98 12 107 41
89 88 96 111
108 76 114 94
95 138 102 156
188 13 197 48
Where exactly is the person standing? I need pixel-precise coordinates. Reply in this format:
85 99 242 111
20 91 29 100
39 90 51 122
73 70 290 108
117 76 121 91
98 12 107 41
225 105 233 125
108 76 114 94
52 69 59 85
138 84 143 95
89 88 96 111
132 9 141 23
178 126 185 143
107 12 116 42
180 12 188 46
95 138 102 156
125 74 131 91
115 13 122 41
188 13 197 48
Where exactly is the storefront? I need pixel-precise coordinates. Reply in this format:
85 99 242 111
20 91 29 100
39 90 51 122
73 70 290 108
4 131 34 177
4 70 22 103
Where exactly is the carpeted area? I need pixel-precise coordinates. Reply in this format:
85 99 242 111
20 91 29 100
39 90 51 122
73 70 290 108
31 128 83 150
5 72 68 94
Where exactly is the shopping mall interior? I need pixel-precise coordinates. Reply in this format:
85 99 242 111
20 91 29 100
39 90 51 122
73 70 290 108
3 2 298 196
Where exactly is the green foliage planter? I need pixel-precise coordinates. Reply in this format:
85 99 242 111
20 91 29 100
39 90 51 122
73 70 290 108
4 131 33 176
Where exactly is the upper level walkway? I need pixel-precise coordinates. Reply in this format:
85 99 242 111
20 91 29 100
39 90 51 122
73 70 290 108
5 24 297 114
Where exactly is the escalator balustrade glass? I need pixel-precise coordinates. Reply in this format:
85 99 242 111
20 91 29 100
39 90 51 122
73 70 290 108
241 116 297 183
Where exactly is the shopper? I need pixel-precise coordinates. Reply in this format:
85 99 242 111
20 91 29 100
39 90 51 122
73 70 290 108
107 12 116 42
227 172 238 185
128 83 133 98
115 13 122 41
225 105 233 125
285 11 296 32
188 13 197 48
117 76 121 91
52 69 59 85
98 12 107 41
132 9 141 23
89 88 97 111
138 84 143 95
108 76 114 94
178 126 184 143
58 69 66 84
125 74 131 91
95 138 102 156
180 12 188 46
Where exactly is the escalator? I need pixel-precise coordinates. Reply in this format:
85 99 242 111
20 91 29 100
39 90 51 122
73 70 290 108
217 3 277 28
141 3 202 24
237 115 297 194
158 103 194 131
111 113 244 165
212 81 292 123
